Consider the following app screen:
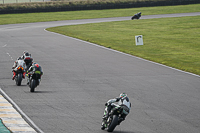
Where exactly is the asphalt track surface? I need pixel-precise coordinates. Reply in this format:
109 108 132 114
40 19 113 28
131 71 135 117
0 12 200 133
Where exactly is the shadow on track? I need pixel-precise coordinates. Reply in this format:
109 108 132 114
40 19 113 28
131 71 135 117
113 131 135 133
30 91 56 93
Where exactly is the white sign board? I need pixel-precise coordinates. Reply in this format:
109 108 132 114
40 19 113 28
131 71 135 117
135 35 143 45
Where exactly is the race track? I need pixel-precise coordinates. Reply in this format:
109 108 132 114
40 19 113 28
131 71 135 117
0 13 200 133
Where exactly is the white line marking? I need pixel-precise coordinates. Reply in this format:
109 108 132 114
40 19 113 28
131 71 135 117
2 44 7 47
6 53 13 60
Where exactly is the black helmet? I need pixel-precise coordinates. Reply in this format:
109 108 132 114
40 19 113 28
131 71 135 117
25 52 30 56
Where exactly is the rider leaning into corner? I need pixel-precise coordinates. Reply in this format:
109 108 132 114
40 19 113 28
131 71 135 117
102 93 131 128
26 62 43 85
12 57 26 80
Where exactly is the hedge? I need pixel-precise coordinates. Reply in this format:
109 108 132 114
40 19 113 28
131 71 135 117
0 0 200 14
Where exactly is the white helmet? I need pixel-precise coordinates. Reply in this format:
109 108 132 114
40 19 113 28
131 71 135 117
119 93 127 98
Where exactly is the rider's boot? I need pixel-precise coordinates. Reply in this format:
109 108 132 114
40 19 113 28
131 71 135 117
101 121 106 130
23 72 26 79
12 71 16 80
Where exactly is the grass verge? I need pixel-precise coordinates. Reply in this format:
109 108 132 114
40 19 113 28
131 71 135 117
0 4 200 25
47 16 200 75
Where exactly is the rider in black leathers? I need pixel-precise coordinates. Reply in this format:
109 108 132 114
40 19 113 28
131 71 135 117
131 12 141 20
21 51 33 70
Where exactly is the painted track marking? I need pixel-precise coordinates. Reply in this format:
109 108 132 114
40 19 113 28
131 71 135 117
0 94 37 133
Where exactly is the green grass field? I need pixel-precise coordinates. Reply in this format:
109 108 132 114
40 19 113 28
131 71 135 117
1 4 200 75
0 4 200 25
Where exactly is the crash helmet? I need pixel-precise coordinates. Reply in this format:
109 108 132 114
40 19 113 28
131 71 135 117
34 63 39 68
25 52 30 56
119 93 127 98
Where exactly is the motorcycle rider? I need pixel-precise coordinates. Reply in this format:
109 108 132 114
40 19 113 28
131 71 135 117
137 12 142 19
102 93 131 127
131 12 141 20
21 51 33 70
26 62 43 85
12 57 26 80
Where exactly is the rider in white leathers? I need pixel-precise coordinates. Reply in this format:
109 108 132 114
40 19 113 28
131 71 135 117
12 57 26 80
102 93 131 125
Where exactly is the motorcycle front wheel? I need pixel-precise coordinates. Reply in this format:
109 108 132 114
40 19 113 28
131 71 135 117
107 115 118 132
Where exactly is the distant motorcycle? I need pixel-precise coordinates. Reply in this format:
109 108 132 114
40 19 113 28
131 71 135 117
28 71 41 92
14 65 25 86
131 12 141 20
101 104 128 132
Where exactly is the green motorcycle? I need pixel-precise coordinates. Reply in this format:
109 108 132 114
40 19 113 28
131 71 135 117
101 104 128 132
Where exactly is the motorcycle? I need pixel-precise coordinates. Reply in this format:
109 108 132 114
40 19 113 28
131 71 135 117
14 65 25 86
131 12 141 20
101 104 128 132
28 71 41 92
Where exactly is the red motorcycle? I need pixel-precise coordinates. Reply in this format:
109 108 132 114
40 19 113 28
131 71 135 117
14 65 25 86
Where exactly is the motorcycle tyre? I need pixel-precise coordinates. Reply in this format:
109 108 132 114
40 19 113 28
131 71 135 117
16 73 22 86
30 79 36 92
131 15 136 20
131 15 140 20
107 115 118 132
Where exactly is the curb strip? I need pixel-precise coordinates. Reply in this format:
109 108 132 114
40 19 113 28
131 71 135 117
0 94 37 133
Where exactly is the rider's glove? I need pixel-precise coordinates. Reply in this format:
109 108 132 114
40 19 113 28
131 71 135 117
105 102 111 106
116 97 121 102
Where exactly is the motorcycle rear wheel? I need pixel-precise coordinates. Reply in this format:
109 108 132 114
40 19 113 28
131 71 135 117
16 73 22 86
30 79 36 92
